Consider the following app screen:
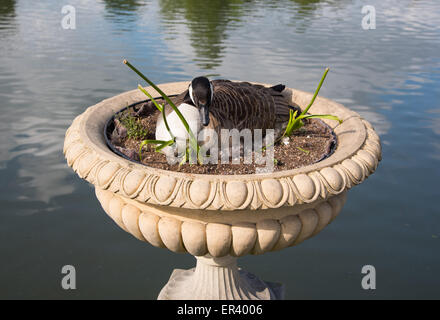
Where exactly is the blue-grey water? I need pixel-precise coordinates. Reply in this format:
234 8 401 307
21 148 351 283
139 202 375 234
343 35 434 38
0 0 439 299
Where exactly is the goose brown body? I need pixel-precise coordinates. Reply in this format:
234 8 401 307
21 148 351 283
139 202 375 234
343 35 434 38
158 79 296 137
207 80 292 133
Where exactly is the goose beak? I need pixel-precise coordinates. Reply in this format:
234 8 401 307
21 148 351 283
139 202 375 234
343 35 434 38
200 105 210 126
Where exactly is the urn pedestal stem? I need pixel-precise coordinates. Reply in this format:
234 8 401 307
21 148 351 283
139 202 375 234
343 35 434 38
158 255 284 300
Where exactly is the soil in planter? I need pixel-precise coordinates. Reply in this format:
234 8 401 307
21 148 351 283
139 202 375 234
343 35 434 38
107 100 337 175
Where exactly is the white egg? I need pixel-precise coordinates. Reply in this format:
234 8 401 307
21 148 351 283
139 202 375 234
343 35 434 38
155 103 201 160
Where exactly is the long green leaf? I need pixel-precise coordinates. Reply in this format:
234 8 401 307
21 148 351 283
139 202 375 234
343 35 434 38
283 110 294 137
161 99 173 139
296 146 310 154
124 60 199 158
137 84 174 139
137 85 162 112
300 67 329 116
139 139 173 161
300 114 343 124
282 68 333 138
283 110 301 137
155 139 175 152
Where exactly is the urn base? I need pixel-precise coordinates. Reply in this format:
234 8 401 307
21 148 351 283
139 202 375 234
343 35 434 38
158 255 284 300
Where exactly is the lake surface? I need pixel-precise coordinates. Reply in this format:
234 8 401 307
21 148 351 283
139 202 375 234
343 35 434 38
0 0 439 299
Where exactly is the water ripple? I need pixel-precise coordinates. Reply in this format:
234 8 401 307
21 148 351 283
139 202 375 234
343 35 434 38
1 0 440 299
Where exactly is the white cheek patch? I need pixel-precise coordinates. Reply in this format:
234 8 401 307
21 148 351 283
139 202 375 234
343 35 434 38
189 85 195 105
210 82 214 102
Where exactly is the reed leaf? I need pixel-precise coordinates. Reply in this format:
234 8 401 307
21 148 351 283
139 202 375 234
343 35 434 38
124 60 199 160
139 139 174 161
283 68 342 138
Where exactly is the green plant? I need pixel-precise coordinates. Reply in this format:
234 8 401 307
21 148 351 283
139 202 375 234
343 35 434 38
118 114 149 140
124 59 200 164
138 84 174 140
296 146 310 154
138 139 175 161
135 86 176 161
283 68 342 138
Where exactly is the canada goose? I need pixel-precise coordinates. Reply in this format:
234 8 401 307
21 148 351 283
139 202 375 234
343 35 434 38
155 77 300 143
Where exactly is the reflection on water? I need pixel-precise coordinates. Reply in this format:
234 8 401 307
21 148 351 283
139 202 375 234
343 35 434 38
0 0 440 299
103 0 147 13
0 0 16 35
102 0 147 26
159 0 250 70
0 0 15 17
287 0 328 32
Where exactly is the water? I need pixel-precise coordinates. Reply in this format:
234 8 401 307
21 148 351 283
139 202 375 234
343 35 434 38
0 0 439 299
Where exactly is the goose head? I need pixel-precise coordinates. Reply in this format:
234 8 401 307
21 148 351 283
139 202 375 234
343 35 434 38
188 76 213 127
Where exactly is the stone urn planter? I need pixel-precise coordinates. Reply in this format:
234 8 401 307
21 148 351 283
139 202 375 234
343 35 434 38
63 81 381 300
